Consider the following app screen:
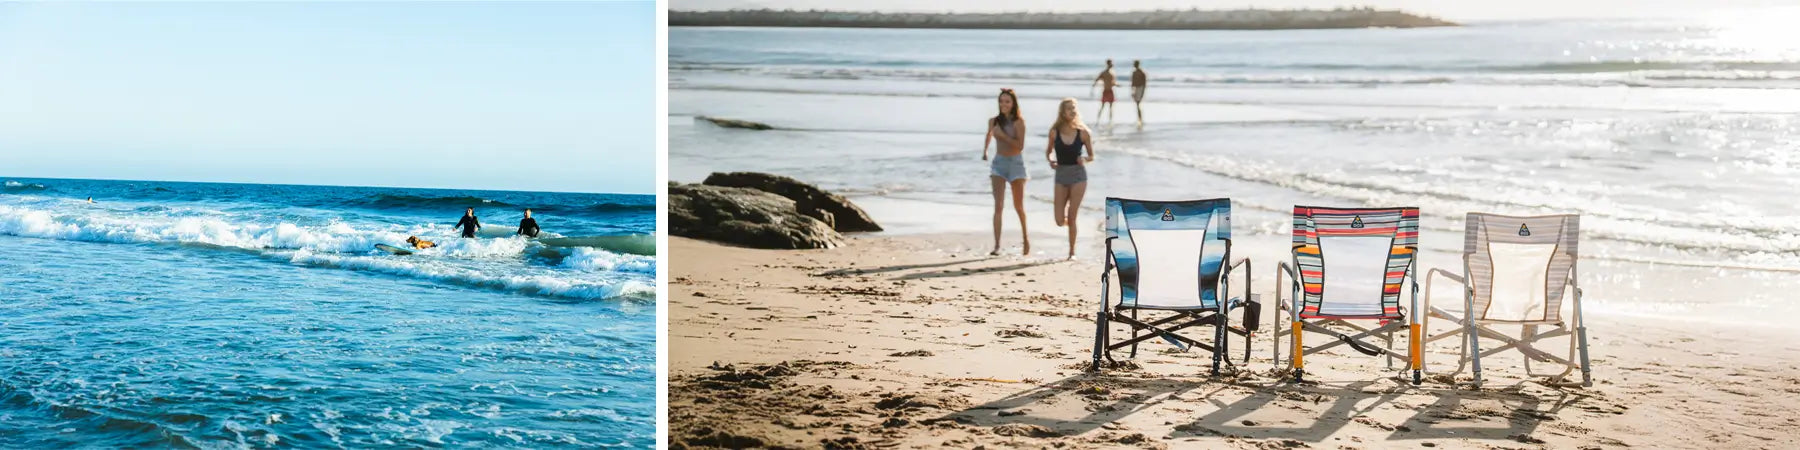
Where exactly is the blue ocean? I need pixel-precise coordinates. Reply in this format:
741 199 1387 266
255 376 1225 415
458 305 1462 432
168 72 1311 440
0 177 655 447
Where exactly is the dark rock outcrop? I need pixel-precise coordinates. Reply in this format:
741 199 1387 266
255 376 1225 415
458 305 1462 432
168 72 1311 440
702 172 882 232
669 183 843 249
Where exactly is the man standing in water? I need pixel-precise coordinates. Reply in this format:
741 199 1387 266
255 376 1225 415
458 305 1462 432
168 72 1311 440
1090 59 1118 124
1130 60 1148 126
453 207 481 238
517 209 541 238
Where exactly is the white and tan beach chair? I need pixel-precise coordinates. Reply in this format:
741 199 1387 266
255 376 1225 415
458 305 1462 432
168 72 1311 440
1091 198 1259 376
1424 213 1592 388
1273 206 1426 385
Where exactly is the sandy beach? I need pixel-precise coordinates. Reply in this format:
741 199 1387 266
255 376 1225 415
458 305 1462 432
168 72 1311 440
670 233 1800 449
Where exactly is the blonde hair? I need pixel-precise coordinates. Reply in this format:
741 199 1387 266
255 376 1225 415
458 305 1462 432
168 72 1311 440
1050 98 1087 137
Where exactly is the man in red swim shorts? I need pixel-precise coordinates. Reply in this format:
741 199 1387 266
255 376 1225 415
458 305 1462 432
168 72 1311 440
1091 59 1118 124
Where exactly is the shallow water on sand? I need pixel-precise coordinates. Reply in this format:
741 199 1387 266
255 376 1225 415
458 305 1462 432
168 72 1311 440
672 21 1800 327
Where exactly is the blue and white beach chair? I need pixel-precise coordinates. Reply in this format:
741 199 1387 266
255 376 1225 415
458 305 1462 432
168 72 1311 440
1091 198 1259 376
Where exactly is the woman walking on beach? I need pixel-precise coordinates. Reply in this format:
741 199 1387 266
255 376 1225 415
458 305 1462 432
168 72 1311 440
982 88 1030 256
1047 98 1095 260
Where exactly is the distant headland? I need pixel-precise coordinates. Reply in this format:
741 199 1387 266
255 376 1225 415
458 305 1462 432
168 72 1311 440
669 8 1458 30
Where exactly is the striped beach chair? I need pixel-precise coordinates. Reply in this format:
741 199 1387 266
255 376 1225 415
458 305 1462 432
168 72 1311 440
1091 198 1259 376
1423 213 1592 388
1273 206 1425 384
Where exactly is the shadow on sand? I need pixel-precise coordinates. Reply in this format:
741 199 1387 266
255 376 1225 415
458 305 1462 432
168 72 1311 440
932 370 1592 444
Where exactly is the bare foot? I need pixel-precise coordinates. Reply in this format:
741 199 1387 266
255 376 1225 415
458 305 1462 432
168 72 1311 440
988 247 1000 256
1067 252 1078 261
1022 241 1031 255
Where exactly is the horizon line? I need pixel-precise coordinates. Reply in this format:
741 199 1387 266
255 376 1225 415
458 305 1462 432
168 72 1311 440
1 174 653 197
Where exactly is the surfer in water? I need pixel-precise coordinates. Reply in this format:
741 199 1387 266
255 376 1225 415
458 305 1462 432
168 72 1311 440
86 197 95 204
517 209 541 238
406 236 437 249
453 207 481 238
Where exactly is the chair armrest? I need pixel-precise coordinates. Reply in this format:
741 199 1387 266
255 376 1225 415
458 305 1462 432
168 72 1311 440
1422 267 1467 323
1276 260 1298 285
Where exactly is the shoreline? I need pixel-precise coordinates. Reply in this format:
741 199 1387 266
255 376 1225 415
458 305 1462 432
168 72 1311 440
671 9 1457 31
670 233 1800 449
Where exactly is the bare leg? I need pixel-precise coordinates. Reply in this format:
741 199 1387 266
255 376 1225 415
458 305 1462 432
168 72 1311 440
1066 181 1088 260
1052 182 1070 227
1010 178 1030 255
990 175 1005 255
1135 100 1143 126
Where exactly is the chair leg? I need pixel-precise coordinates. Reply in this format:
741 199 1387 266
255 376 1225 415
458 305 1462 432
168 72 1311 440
1384 326 1394 370
1211 304 1226 376
1410 322 1423 386
1129 308 1140 359
1291 322 1305 382
1577 325 1593 387
1091 311 1108 371
1468 319 1483 388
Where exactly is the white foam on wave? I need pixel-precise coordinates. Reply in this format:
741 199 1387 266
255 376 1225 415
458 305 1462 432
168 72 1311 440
560 248 656 274
285 250 654 301
1105 145 1800 265
0 199 656 300
0 202 538 259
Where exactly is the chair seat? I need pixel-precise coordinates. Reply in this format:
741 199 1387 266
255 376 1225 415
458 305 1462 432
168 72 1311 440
1117 296 1242 311
1472 317 1564 326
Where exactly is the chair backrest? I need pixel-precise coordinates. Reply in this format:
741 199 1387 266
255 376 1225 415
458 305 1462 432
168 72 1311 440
1106 198 1230 310
1291 206 1419 319
1464 213 1579 323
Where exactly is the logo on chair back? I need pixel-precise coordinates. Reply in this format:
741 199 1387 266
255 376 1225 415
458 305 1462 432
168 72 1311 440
1350 216 1365 228
1160 209 1175 221
1518 224 1531 236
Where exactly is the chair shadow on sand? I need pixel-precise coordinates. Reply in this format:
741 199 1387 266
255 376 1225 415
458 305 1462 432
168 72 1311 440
932 370 1592 444
929 373 1223 437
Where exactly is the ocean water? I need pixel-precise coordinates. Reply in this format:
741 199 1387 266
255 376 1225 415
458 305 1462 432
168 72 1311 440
670 16 1800 327
0 178 654 447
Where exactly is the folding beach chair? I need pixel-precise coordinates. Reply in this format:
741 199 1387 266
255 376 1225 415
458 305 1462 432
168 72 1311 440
1091 198 1259 376
1423 213 1591 388
1273 206 1425 384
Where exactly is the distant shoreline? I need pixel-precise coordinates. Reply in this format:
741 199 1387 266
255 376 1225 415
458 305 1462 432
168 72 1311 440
670 8 1457 30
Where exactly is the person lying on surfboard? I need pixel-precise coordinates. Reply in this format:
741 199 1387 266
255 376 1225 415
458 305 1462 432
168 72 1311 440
517 209 541 238
405 236 437 249
453 207 481 238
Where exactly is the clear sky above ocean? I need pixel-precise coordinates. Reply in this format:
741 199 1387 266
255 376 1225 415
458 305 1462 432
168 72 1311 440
675 0 1795 21
0 1 653 194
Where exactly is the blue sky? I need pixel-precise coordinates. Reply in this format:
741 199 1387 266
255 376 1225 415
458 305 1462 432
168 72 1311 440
0 2 653 194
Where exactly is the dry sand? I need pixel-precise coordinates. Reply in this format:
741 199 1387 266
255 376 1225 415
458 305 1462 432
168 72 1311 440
670 234 1800 449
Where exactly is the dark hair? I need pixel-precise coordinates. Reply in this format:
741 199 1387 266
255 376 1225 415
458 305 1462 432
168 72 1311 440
991 88 1020 129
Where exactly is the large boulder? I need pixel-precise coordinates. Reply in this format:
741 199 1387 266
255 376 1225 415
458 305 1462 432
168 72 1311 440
702 172 882 232
670 184 843 249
